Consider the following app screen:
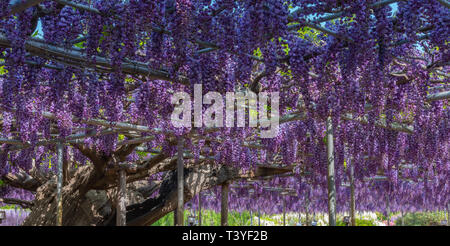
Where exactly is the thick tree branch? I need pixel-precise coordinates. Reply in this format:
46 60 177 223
121 163 293 226
0 197 34 209
1 171 41 192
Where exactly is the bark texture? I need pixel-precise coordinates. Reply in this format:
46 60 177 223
3 145 292 226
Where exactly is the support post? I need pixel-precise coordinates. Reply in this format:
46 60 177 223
350 163 356 226
116 169 127 226
64 147 73 185
305 191 310 226
386 194 390 226
447 203 450 226
258 207 261 226
176 138 184 226
221 182 229 226
283 197 286 226
326 116 337 226
56 144 64 226
198 193 202 226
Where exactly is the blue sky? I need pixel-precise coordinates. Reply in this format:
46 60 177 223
33 2 400 40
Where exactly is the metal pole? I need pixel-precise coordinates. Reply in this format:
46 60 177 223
298 212 301 225
306 191 310 226
176 138 184 226
56 144 64 226
116 169 127 226
447 203 450 226
65 146 73 185
350 163 356 226
258 207 261 226
221 182 229 226
386 194 390 226
283 197 286 226
198 193 202 226
326 116 337 226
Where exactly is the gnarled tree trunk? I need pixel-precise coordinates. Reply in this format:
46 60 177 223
4 144 292 226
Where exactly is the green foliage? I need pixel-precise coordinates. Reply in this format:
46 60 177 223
375 211 387 221
355 218 377 226
31 29 39 37
395 211 447 226
74 41 86 49
152 210 256 226
253 48 262 58
336 218 376 226
0 58 6 75
1 205 18 209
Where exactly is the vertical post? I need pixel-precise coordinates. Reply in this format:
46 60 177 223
258 207 261 226
350 163 356 226
386 194 390 226
326 116 337 226
198 193 202 226
176 138 184 226
283 197 286 226
221 182 229 226
56 144 64 226
447 203 449 226
64 147 73 185
305 192 310 226
116 169 127 226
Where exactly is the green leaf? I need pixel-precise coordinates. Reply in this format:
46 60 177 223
32 29 39 37
74 41 86 49
0 65 7 75
253 48 262 58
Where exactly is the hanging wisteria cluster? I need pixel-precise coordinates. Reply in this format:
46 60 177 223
0 0 449 225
